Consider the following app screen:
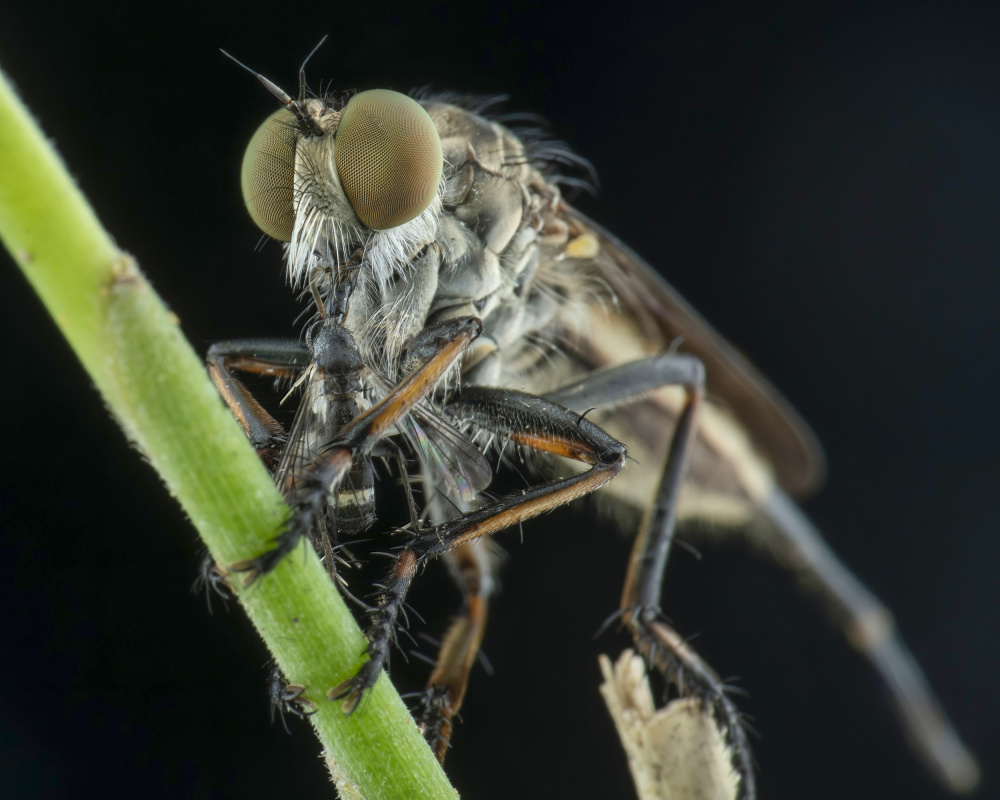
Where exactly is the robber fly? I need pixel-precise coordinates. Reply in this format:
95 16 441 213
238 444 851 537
207 45 979 799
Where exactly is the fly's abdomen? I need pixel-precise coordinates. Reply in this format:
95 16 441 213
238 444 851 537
327 457 376 535
323 392 376 536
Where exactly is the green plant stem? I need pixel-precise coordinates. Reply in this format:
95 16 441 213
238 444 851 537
0 67 455 800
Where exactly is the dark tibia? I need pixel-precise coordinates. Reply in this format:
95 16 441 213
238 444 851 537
574 356 759 797
417 539 494 760
206 338 308 467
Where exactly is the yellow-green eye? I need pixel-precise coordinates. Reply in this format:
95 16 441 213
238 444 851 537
241 108 297 242
335 90 442 230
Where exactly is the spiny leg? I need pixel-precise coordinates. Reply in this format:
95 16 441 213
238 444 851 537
381 442 421 530
329 387 627 713
207 338 309 469
759 490 979 793
408 422 494 759
550 354 756 799
192 550 235 614
416 538 495 760
415 354 713 760
203 338 306 599
269 662 318 733
553 353 979 795
234 316 483 580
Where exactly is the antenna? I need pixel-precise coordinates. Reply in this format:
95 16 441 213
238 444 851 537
298 35 329 102
219 48 323 135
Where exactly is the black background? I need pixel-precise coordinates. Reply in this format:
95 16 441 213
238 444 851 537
2 2 998 798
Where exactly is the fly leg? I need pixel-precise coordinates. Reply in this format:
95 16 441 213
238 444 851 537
546 356 709 623
415 537 495 760
330 387 627 714
201 339 310 601
552 356 978 793
549 354 757 800
414 356 709 760
234 317 483 580
758 491 979 793
207 338 310 469
376 442 421 529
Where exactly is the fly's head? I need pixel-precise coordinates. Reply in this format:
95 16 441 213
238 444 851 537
240 86 444 313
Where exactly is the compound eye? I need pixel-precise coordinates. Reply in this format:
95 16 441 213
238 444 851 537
241 108 297 242
335 90 442 230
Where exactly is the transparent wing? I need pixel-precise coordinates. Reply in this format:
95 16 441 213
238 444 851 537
274 369 326 499
399 408 492 504
363 369 492 504
561 205 826 498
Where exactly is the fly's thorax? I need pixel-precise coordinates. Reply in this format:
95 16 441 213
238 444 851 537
248 94 599 392
416 100 606 389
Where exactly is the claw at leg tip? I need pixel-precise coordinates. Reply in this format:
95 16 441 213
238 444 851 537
328 679 364 715
227 559 262 587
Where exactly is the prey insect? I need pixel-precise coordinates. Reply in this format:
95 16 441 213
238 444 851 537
207 45 979 798
208 282 492 584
